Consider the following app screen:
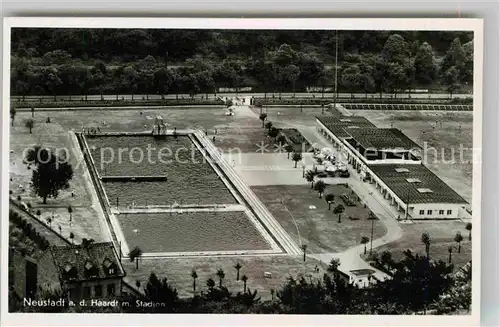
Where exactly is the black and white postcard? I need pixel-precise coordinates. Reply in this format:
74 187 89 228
1 17 483 326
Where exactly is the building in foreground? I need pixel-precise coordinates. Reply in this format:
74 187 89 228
316 116 468 219
37 242 125 301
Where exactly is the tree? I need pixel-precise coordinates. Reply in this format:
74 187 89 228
234 262 242 281
25 119 34 134
361 236 370 255
325 194 334 210
68 205 73 222
327 258 340 274
265 121 273 131
465 222 472 241
268 127 279 140
285 144 294 159
259 113 268 127
314 180 326 198
276 135 287 146
69 232 74 245
442 66 460 98
341 65 362 97
47 216 52 228
206 278 216 291
447 245 453 263
421 232 431 258
26 146 74 204
282 64 300 95
128 246 143 270
292 152 302 168
10 107 16 126
143 272 179 312
305 170 316 189
380 251 393 270
441 37 467 74
333 204 345 223
301 244 307 262
454 232 464 253
241 275 248 293
191 270 198 293
414 42 437 85
216 268 226 287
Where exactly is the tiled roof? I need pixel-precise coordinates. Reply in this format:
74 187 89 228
369 164 467 204
50 242 125 282
346 128 421 151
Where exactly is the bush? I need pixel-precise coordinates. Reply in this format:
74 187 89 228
16 195 21 201
340 194 356 206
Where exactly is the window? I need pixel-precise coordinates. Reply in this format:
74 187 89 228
109 268 115 275
447 209 452 215
94 285 102 297
107 283 116 296
418 188 434 193
419 210 424 215
83 286 91 298
395 168 410 173
406 178 421 183
439 210 444 215
427 210 432 215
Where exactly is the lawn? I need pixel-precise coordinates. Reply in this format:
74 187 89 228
117 212 272 253
373 220 472 270
358 110 473 203
123 254 328 300
251 184 387 254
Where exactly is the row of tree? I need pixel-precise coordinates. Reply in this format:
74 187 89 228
11 34 473 98
11 250 471 314
12 29 472 62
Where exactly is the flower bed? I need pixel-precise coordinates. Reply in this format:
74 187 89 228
117 212 271 252
279 128 313 153
13 98 224 109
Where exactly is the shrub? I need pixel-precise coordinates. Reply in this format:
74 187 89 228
16 195 21 201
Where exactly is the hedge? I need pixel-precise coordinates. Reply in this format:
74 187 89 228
13 98 224 109
254 97 473 106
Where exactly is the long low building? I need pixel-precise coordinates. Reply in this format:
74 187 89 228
316 116 468 219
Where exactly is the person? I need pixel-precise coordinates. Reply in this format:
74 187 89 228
212 136 216 142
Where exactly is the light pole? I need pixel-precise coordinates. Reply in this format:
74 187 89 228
405 188 410 221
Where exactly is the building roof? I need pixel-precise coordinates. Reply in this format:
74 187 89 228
316 116 376 139
49 242 125 283
369 164 467 204
346 128 421 151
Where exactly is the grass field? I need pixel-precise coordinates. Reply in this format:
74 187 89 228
251 184 386 254
357 110 473 203
123 254 328 300
372 220 472 270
